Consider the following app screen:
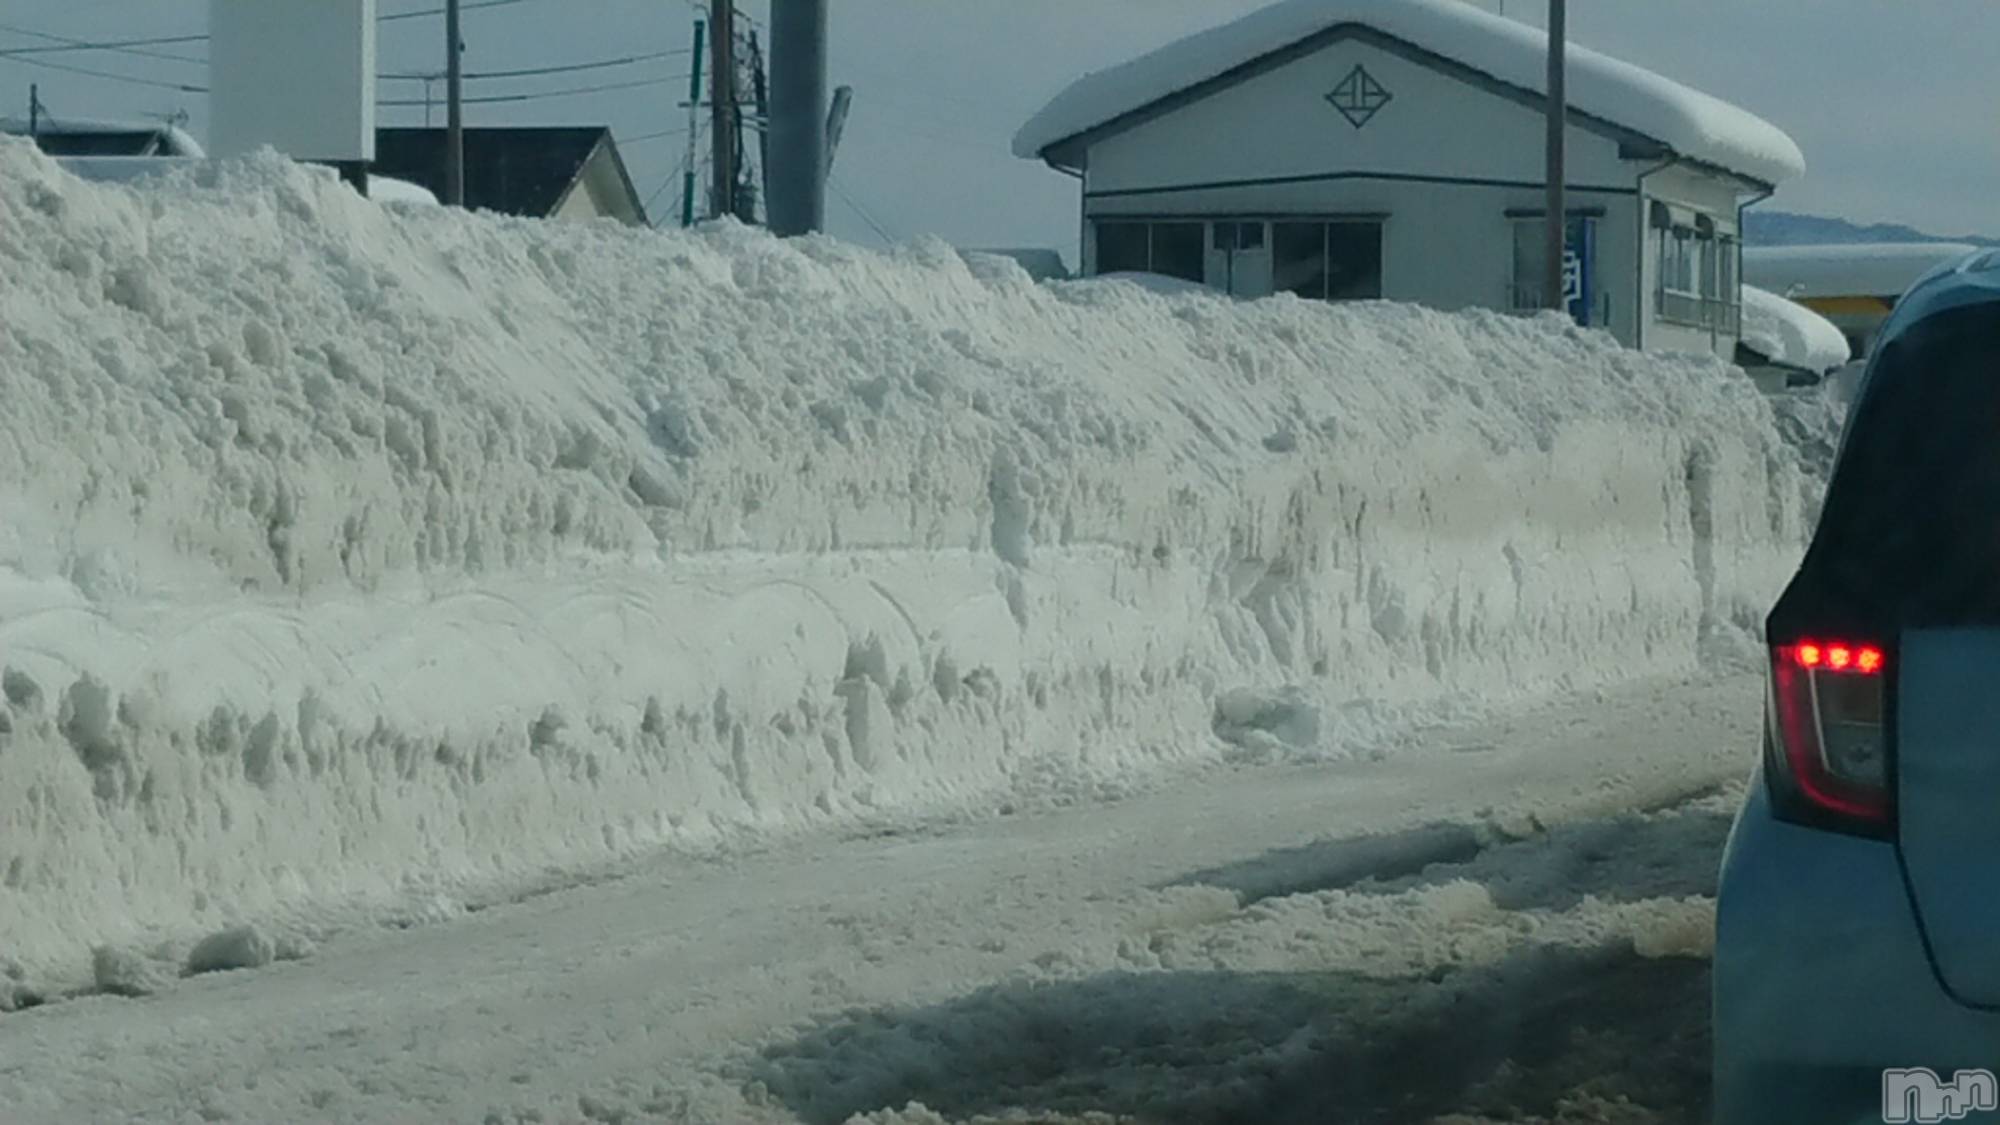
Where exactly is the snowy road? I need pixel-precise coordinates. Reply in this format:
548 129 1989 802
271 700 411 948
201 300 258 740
0 675 1755 1125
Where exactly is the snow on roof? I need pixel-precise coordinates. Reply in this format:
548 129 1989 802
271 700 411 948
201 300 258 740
1015 0 1805 186
1739 286 1851 373
1070 271 1224 297
370 175 441 207
0 116 205 158
1744 242 1984 300
47 156 204 187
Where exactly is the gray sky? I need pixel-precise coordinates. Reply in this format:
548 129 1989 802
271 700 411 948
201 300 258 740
3 1 1992 260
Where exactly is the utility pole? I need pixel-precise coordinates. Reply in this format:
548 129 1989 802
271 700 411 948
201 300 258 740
445 0 465 206
732 26 755 222
708 0 736 220
1543 0 1568 312
27 84 40 138
680 18 706 227
768 0 829 236
749 29 771 223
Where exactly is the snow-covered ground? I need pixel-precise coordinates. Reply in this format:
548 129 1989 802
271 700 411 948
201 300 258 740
0 135 1829 1002
0 672 1755 1124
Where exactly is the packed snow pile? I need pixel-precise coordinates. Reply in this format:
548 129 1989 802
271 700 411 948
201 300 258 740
0 138 1821 987
1739 285 1850 373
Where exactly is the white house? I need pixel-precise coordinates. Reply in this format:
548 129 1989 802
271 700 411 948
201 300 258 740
1013 0 1806 358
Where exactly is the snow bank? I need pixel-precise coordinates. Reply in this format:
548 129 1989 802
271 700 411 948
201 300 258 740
0 138 1818 985
1014 0 1805 185
1739 285 1850 373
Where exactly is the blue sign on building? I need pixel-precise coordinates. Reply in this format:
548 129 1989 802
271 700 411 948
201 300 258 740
1566 218 1597 326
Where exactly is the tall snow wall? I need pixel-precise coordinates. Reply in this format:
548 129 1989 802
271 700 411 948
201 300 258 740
0 141 1820 983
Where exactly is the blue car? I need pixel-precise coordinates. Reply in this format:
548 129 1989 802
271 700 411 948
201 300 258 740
1716 250 2000 1124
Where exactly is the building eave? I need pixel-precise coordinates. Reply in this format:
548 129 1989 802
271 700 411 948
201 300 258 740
1030 22 1780 188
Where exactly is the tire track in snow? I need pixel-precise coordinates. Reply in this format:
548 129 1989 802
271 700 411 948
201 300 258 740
749 786 1737 1125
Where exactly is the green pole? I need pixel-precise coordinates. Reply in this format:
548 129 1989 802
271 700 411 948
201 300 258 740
681 19 706 228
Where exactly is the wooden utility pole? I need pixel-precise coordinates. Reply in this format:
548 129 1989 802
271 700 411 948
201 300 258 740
27 84 40 137
445 0 465 206
1543 0 1568 312
708 0 736 220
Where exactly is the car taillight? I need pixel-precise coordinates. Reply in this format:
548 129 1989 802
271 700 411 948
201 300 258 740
1768 640 1891 835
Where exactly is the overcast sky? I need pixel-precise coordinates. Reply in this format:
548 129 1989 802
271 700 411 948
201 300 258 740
3 0 1992 262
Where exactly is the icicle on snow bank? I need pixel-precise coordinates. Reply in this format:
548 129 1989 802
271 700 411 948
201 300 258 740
0 140 1822 987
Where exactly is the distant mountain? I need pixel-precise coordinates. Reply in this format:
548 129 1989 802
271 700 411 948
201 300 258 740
1746 210 2000 248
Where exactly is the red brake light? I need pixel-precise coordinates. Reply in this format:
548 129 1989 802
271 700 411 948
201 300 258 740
1770 639 1891 833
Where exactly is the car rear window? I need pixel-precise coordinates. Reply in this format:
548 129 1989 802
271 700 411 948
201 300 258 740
1777 301 2000 633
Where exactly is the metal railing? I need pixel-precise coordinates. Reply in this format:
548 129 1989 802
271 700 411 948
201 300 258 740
1657 289 1740 333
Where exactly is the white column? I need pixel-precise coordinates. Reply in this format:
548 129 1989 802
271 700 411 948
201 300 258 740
210 0 377 162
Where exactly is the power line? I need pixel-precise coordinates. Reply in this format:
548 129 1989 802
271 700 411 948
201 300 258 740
2 53 207 93
378 74 684 107
0 0 529 60
381 47 687 82
828 173 894 244
0 32 205 58
646 121 704 227
621 126 692 145
0 22 205 65
379 0 528 23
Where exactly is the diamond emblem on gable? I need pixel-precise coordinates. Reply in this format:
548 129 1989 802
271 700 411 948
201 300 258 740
1326 64 1393 128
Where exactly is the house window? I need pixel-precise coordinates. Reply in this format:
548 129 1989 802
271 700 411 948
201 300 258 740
1273 220 1383 301
1657 224 1702 325
1509 215 1598 320
1654 213 1741 332
1714 234 1741 334
1096 222 1150 275
1214 221 1265 251
1091 220 1205 283
1149 223 1206 282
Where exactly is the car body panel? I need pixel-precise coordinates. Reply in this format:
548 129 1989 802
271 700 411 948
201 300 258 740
1899 629 2000 1008
1716 781 2000 1124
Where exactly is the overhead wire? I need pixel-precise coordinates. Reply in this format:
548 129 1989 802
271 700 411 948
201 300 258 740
0 22 204 65
643 120 704 225
621 126 692 145
0 0 530 60
828 173 895 244
377 0 530 23
0 53 207 93
378 74 685 107
381 48 688 82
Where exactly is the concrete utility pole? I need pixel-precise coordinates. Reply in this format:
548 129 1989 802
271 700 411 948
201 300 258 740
1543 0 1568 312
709 0 736 220
445 0 465 205
680 18 706 227
749 29 771 218
767 0 828 236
